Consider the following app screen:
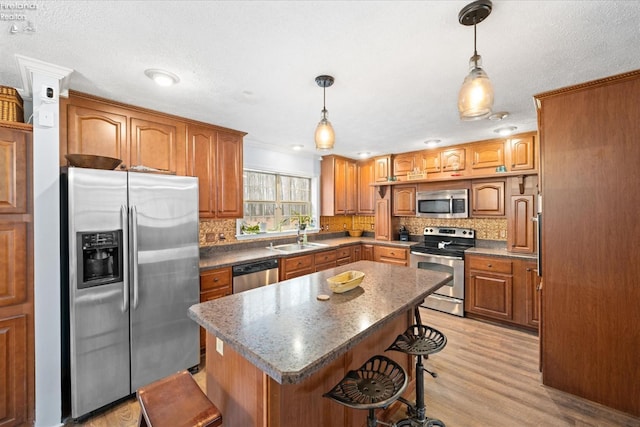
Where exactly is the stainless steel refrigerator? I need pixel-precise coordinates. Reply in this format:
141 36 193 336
60 167 200 419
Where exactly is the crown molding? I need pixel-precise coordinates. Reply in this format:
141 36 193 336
15 54 74 100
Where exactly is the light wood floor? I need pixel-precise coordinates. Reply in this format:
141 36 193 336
67 309 640 427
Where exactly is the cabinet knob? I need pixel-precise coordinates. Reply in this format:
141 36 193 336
526 268 532 272
487 264 492 268
214 278 219 282
512 164 515 168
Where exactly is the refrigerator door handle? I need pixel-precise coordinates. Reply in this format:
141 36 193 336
121 205 129 312
131 205 140 309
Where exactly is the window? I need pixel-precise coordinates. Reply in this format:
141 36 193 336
240 170 314 236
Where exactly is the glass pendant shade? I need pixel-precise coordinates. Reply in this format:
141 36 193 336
315 109 335 150
458 54 494 120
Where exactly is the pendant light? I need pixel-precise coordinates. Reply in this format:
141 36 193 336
457 0 494 121
314 75 335 150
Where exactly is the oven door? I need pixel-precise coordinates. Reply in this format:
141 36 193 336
410 252 464 299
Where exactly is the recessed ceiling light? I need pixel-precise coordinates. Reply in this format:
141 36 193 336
291 144 304 151
489 111 509 121
424 139 441 148
494 126 517 136
358 152 371 158
144 69 180 86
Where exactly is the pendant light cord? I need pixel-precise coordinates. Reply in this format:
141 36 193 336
473 18 479 68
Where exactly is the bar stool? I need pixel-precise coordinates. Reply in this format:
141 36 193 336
324 355 408 427
386 306 447 427
136 370 222 427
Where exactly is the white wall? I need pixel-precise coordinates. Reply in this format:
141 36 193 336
32 73 62 427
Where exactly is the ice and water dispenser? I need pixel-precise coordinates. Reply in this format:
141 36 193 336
76 230 123 289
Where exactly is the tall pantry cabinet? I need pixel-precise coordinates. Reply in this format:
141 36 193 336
535 69 640 417
0 122 34 426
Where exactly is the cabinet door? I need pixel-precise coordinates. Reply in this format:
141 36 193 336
419 151 441 174
362 245 374 261
392 153 415 179
471 181 505 216
441 148 465 172
374 198 391 241
525 264 541 328
0 128 28 214
392 186 416 216
130 117 177 172
0 223 27 308
216 131 243 218
66 104 128 167
509 135 535 171
471 141 505 171
467 272 513 320
508 194 535 252
345 160 357 214
352 245 362 262
334 157 348 214
373 156 391 182
357 160 375 215
0 315 27 427
187 125 217 218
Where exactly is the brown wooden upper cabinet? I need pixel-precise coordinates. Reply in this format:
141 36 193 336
62 91 245 219
0 127 28 214
187 126 244 218
321 155 357 215
441 148 466 173
507 134 536 171
470 141 505 174
357 159 376 215
392 185 416 216
471 180 505 217
392 153 415 181
373 155 391 182
417 150 441 174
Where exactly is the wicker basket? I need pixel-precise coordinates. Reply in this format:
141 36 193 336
0 86 24 123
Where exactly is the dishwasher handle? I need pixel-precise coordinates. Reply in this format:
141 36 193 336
232 259 279 277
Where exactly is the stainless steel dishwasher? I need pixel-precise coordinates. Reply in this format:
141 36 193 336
232 259 279 293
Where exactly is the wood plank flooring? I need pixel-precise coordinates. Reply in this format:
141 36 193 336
67 309 640 427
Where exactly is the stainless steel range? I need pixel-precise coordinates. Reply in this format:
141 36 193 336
410 226 475 317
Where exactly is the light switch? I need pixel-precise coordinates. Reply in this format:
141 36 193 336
216 337 224 355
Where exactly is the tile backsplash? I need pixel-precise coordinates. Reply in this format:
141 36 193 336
199 215 507 247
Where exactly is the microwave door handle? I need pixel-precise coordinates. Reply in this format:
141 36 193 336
121 205 129 313
449 196 453 214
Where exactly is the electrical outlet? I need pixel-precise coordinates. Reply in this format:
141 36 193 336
499 230 507 239
205 233 217 242
216 337 224 355
371 224 375 230
343 223 346 229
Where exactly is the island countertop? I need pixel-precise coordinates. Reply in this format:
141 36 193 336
188 260 451 384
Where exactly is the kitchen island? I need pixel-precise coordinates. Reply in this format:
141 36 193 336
189 260 451 427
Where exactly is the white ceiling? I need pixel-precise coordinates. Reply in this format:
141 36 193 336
2 1 639 159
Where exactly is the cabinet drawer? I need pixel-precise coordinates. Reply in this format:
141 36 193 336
200 268 232 292
314 250 337 265
335 247 352 260
374 246 407 261
468 256 512 274
284 254 314 271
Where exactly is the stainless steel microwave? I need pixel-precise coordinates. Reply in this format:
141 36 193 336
416 189 469 218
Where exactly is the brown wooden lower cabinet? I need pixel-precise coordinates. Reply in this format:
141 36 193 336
280 254 314 280
465 254 539 331
204 309 412 427
362 244 374 261
199 268 232 351
314 250 337 272
373 246 408 266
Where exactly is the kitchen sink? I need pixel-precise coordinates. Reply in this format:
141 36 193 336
268 242 329 252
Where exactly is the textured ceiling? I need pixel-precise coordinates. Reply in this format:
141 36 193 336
2 1 639 159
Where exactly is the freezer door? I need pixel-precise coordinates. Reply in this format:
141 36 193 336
65 168 130 418
128 172 200 391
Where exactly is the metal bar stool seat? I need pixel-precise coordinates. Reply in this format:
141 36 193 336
386 307 447 427
324 355 408 427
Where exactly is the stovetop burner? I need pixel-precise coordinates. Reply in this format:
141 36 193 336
411 226 476 258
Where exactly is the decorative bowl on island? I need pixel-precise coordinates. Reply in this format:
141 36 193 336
327 271 365 293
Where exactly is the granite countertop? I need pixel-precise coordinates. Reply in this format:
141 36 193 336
466 247 537 260
199 236 416 270
188 260 451 384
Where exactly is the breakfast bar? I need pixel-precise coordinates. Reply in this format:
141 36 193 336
188 260 452 427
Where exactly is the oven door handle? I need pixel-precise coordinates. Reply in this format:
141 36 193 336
428 294 464 304
411 251 463 261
